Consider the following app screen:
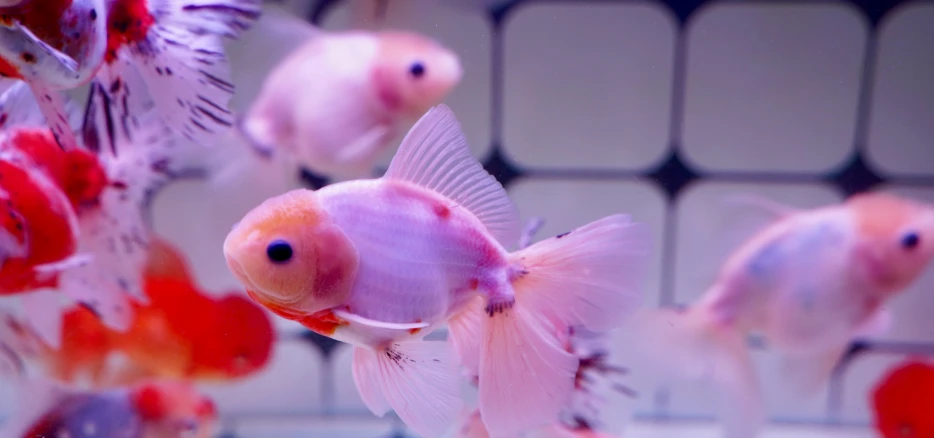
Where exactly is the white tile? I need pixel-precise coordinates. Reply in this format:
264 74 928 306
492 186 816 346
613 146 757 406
507 178 667 308
232 417 398 438
199 342 323 416
836 352 908 425
672 181 842 305
502 3 675 171
624 421 873 438
682 3 866 173
861 185 934 343
866 4 934 177
320 0 493 163
332 344 370 415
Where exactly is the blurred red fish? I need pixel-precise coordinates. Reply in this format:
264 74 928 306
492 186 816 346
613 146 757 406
0 77 196 347
0 0 261 149
3 236 275 386
1 378 217 438
872 359 934 438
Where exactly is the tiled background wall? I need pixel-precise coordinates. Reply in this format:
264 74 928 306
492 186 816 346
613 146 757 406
4 0 932 437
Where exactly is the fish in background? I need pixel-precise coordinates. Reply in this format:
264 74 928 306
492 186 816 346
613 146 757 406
0 236 274 386
0 378 217 438
0 68 188 346
872 359 934 438
625 193 934 438
223 105 650 437
220 4 462 184
0 0 261 150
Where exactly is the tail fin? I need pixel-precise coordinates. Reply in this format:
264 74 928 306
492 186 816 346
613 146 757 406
625 307 765 438
351 341 464 438
468 215 650 437
53 76 184 331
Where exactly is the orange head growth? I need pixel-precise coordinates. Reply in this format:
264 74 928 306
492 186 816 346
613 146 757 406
223 189 358 317
848 192 934 295
144 236 196 284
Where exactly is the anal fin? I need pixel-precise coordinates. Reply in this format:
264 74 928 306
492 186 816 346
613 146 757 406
351 341 463 438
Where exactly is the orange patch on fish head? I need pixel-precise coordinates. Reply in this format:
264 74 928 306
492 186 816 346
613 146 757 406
132 380 218 437
373 31 462 119
224 189 358 317
849 192 934 294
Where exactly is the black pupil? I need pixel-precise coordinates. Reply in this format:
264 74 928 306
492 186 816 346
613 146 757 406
902 232 921 250
409 62 425 78
266 240 293 263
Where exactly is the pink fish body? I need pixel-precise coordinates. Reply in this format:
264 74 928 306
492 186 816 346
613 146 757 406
239 9 462 180
630 192 934 438
224 105 649 437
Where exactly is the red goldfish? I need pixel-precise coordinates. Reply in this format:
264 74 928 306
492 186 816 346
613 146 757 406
871 359 934 438
224 105 650 437
0 0 261 150
628 192 934 438
230 5 462 182
1 378 217 438
1 236 274 386
0 72 183 346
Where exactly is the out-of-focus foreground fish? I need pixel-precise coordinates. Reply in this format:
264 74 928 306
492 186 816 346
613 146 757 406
0 0 261 149
1 378 217 438
871 359 934 438
229 5 462 182
224 105 650 437
1 236 274 386
626 193 934 438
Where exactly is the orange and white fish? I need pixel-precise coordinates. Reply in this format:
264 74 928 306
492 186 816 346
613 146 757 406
1 378 217 438
223 105 650 437
0 73 180 346
0 236 274 386
232 5 462 182
0 0 260 150
628 192 934 438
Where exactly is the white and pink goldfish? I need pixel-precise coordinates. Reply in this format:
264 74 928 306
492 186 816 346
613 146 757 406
233 5 462 182
223 105 650 437
0 378 217 438
627 192 934 438
0 72 180 347
0 0 260 150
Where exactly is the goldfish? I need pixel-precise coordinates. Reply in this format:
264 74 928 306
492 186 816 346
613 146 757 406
0 236 274 386
626 192 934 438
1 378 217 438
231 5 462 182
224 105 650 437
872 359 934 438
0 0 261 150
0 70 183 346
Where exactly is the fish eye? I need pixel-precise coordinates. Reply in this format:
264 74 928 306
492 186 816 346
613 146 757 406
901 232 921 251
266 240 293 263
409 61 426 79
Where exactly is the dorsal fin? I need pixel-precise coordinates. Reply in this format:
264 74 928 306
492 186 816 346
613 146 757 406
384 105 520 247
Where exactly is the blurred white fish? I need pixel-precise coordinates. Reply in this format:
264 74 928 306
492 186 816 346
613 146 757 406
221 5 462 183
625 192 934 438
